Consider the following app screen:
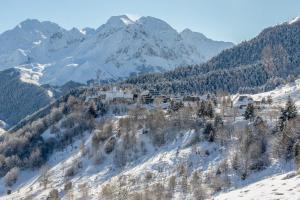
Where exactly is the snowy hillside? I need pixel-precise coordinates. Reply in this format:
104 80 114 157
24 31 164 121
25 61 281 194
216 172 300 200
251 79 300 108
0 15 233 85
1 80 300 200
1 125 297 200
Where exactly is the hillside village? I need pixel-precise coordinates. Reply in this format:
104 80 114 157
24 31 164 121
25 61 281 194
84 85 276 119
0 6 299 200
1 78 299 199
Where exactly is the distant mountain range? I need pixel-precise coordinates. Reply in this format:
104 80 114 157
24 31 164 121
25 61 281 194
0 15 233 85
126 16 300 95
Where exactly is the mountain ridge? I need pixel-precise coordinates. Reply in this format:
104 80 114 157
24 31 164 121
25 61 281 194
0 15 234 85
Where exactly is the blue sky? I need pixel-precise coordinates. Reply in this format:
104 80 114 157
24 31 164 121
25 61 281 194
0 0 299 43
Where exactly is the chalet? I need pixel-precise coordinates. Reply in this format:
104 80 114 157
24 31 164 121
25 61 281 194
254 100 262 106
233 95 254 109
140 90 154 104
149 89 160 97
156 95 170 103
171 96 183 102
183 96 200 102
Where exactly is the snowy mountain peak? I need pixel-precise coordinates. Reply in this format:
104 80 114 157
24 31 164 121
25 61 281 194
0 15 234 85
105 15 135 28
18 19 41 28
17 19 62 32
181 28 207 40
68 27 85 37
80 27 96 35
138 16 175 32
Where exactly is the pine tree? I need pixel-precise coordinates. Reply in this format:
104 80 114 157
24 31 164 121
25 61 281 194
206 101 215 119
203 122 215 142
197 101 206 118
197 101 214 119
214 115 223 128
278 96 297 131
88 102 97 118
243 104 255 121
285 96 297 120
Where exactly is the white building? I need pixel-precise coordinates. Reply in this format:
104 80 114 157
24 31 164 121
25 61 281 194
100 87 133 102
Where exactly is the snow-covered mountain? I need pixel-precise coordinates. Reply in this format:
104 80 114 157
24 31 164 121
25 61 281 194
0 15 233 85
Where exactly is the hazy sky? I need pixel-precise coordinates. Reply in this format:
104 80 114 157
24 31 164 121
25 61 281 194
0 0 299 43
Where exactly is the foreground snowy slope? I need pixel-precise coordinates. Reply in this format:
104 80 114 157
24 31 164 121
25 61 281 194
0 117 297 200
0 129 221 199
216 172 300 200
0 15 233 85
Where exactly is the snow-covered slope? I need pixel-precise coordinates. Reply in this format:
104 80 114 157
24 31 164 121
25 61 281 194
0 15 233 85
1 80 300 199
1 118 297 200
251 79 300 107
216 172 300 200
0 129 220 199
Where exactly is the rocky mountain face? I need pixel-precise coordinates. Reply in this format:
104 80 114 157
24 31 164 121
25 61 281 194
0 15 233 85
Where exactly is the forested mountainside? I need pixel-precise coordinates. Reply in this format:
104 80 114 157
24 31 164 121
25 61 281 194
126 19 300 95
0 68 53 127
0 16 233 85
0 67 87 129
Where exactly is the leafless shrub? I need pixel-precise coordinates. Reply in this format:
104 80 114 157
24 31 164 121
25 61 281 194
47 189 60 200
104 137 116 154
40 164 50 189
151 183 166 200
64 159 82 177
144 171 153 182
4 167 19 187
101 182 116 200
79 182 89 199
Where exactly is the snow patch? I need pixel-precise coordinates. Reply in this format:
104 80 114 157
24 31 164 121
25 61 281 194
289 16 300 24
33 40 42 45
47 90 54 98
